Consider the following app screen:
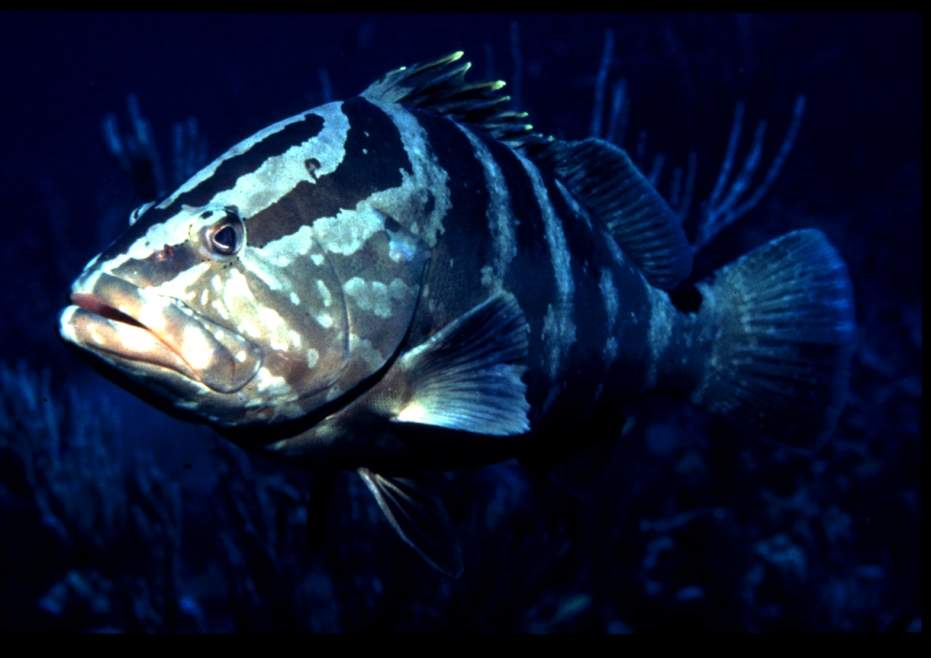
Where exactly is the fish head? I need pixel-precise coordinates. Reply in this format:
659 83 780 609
60 100 430 428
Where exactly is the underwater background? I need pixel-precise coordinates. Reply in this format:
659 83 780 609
0 11 921 632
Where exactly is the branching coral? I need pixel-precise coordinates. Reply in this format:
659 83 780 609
102 95 208 203
0 362 184 630
588 27 805 250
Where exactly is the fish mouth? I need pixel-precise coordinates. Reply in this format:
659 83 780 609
60 273 262 393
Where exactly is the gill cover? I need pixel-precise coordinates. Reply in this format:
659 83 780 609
318 206 430 389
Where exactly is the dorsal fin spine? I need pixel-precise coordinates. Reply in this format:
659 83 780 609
361 51 549 152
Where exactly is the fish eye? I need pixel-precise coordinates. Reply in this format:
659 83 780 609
206 211 244 257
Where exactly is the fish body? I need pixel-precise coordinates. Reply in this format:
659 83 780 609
60 53 855 575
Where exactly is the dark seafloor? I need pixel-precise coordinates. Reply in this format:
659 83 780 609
0 11 921 632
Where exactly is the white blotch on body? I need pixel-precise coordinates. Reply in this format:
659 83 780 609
239 250 286 291
349 332 385 370
136 296 172 332
315 280 332 307
387 232 418 263
257 306 302 351
541 305 561 380
211 299 231 322
258 204 384 264
254 366 294 399
599 269 620 363
343 276 411 319
316 312 334 329
645 286 674 389
182 325 215 370
604 336 618 363
311 206 385 256
146 263 213 303
480 265 494 288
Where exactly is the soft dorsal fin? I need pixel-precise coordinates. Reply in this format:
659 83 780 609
537 138 693 290
362 51 549 151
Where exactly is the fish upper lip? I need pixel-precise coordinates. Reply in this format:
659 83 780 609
63 273 263 393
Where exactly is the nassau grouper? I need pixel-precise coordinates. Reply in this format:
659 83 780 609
60 52 855 576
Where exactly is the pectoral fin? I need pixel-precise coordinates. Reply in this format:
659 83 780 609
358 468 463 578
381 291 531 436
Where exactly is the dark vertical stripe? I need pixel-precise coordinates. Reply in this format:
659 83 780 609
408 109 492 327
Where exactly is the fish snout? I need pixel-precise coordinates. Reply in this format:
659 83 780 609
61 273 262 393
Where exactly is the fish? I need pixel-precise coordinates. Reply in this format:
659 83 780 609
59 52 856 577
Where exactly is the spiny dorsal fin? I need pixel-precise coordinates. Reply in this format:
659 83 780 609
537 138 693 290
362 51 549 151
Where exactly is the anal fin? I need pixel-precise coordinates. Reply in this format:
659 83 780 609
358 468 463 578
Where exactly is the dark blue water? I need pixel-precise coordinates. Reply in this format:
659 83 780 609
0 12 921 632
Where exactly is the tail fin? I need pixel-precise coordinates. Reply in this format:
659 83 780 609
692 229 856 447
